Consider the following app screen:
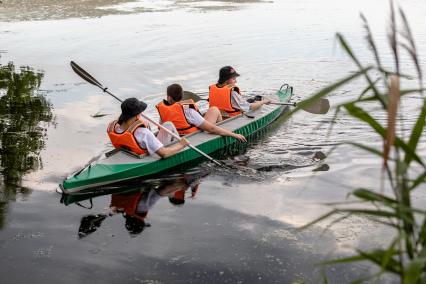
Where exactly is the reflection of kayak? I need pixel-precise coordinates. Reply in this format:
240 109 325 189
62 169 208 207
61 84 293 194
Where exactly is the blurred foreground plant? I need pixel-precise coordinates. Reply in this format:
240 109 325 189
292 2 426 283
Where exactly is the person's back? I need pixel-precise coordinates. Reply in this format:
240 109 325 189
209 82 242 117
156 85 202 136
107 98 150 155
209 66 270 117
108 97 189 158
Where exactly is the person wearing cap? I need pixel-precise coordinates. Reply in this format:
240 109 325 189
156 84 246 142
107 97 189 158
209 66 271 117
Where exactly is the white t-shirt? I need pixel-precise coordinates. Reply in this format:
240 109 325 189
230 90 250 112
183 108 205 127
115 125 163 155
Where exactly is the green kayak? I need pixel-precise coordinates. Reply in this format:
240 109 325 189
60 84 293 194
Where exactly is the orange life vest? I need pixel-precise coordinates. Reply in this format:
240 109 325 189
107 119 149 155
110 191 147 221
209 84 242 117
156 99 201 136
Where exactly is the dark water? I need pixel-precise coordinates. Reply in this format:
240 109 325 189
1 0 425 282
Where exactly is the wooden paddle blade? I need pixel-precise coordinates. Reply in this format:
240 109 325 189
301 98 330 114
182 91 204 102
70 61 103 88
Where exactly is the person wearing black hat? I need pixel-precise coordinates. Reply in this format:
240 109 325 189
209 66 271 117
107 97 189 158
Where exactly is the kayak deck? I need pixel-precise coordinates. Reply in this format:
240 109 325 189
61 85 293 194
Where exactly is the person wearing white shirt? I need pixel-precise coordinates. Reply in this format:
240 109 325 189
209 66 271 118
157 84 247 142
108 97 189 158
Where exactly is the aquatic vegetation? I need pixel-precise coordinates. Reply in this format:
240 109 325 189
290 3 426 283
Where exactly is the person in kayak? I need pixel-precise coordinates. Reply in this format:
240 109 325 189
156 84 246 141
107 97 189 158
209 66 271 117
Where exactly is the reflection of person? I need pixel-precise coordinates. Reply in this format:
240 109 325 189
168 174 201 205
78 214 107 238
107 97 189 158
209 66 270 117
110 190 149 234
156 84 246 141
110 173 204 235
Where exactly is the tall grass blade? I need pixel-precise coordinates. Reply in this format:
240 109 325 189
357 78 380 101
287 67 372 117
345 142 384 159
352 188 397 204
404 100 426 167
409 172 426 191
360 13 382 71
336 33 385 106
388 0 399 74
404 258 426 284
298 210 338 230
399 7 423 89
344 103 424 167
357 249 401 274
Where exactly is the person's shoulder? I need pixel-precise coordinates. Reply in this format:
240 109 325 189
135 126 154 136
183 106 198 114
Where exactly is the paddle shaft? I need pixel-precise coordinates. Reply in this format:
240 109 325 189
187 96 296 107
183 90 329 114
70 62 223 166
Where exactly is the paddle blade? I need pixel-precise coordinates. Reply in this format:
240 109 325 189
70 61 103 88
183 91 206 102
301 98 330 114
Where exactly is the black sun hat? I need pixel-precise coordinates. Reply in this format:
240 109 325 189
218 66 240 84
119 97 147 122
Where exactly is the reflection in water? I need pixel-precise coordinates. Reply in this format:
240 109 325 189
0 62 53 227
68 169 207 238
0 62 53 185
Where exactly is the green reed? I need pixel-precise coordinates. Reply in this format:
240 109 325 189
290 2 426 283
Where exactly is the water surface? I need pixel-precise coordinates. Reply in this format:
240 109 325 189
1 0 425 282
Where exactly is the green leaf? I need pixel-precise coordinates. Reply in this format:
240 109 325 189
348 87 426 105
287 66 373 117
298 210 338 230
340 208 397 218
352 188 397 205
344 103 424 167
417 216 426 249
404 258 426 284
319 254 367 265
356 249 401 274
405 100 426 167
345 142 385 159
336 33 385 107
357 78 380 101
409 171 426 191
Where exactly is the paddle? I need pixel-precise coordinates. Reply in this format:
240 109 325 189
70 61 224 167
183 91 330 115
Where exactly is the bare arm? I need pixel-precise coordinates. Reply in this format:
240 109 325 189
249 99 271 111
199 121 247 142
156 138 189 158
